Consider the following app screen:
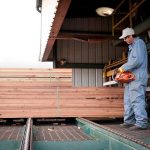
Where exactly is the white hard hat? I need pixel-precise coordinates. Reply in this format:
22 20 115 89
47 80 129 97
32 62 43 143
119 27 135 39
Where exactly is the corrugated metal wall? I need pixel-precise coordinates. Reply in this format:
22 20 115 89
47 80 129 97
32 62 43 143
57 17 123 87
72 69 103 87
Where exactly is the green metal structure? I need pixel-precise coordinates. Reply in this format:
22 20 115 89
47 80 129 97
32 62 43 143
32 118 150 150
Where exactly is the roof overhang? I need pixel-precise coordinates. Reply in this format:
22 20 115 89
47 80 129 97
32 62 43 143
40 0 71 61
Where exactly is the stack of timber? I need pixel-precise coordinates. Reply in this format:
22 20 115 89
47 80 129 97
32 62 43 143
0 68 124 118
0 68 72 87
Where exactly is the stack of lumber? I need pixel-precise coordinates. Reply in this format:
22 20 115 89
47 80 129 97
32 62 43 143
55 87 124 118
0 68 124 118
0 68 72 87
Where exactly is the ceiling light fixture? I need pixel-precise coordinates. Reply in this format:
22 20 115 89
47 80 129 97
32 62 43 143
96 7 114 17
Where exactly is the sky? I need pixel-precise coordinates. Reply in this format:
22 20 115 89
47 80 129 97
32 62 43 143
0 0 53 68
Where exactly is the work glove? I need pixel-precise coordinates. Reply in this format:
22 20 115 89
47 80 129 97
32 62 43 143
118 67 125 73
113 67 125 80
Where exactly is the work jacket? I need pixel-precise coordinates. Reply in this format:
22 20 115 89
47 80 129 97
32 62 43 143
121 37 148 85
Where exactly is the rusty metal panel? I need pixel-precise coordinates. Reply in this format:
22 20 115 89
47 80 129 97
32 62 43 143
62 40 69 60
108 40 116 61
68 40 75 62
57 40 110 87
57 17 122 87
81 43 89 63
94 18 102 31
56 15 121 64
102 40 109 63
57 40 68 62
89 44 96 63
88 18 96 31
74 41 82 63
57 40 117 64
62 17 111 32
80 18 89 31
101 17 110 32
95 43 103 63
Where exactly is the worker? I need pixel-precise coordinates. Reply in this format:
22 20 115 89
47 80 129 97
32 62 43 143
118 27 148 130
